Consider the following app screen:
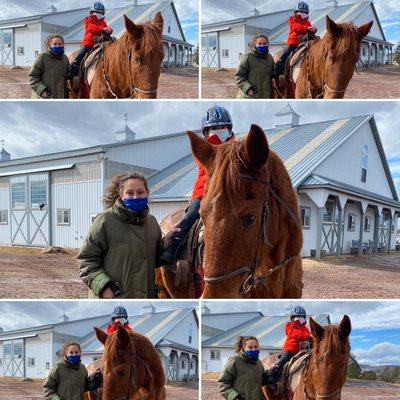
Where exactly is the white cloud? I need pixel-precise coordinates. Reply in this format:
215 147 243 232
353 342 400 365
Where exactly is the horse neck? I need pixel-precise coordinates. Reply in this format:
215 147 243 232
306 39 327 90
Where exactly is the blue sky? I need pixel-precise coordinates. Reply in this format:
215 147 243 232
205 300 400 366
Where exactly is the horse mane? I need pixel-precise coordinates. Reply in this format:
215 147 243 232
322 22 361 58
317 323 350 356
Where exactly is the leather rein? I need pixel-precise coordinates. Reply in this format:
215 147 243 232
203 172 302 294
100 44 158 99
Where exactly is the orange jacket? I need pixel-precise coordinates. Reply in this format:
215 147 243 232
282 320 311 353
191 134 235 200
286 14 312 47
106 321 133 335
81 15 113 48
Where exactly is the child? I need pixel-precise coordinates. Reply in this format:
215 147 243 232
219 336 269 400
160 105 235 265
70 1 113 77
267 306 311 386
28 34 69 99
235 33 275 99
274 1 317 76
106 305 134 334
43 341 101 400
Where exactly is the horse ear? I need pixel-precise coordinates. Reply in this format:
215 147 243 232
243 124 269 172
124 14 143 38
94 327 108 345
358 21 373 39
187 131 216 173
152 12 164 32
116 325 130 349
339 315 352 339
326 15 341 38
309 317 324 340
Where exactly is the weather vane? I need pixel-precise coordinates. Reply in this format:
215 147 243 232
123 113 128 122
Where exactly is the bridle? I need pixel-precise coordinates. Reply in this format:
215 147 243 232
203 172 302 294
100 43 158 99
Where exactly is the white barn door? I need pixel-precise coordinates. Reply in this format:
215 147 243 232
10 176 29 245
3 339 24 377
201 33 219 68
0 29 14 66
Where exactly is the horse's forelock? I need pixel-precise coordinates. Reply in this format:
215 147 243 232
103 331 134 365
319 324 350 356
325 22 361 58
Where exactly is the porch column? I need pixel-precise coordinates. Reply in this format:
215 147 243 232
382 46 385 65
358 212 365 255
367 42 371 67
373 206 382 252
167 43 171 67
336 195 347 256
387 209 393 253
316 207 324 258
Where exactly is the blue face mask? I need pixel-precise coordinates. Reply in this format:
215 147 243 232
123 197 148 213
51 46 64 55
245 349 260 360
255 45 269 54
67 355 81 364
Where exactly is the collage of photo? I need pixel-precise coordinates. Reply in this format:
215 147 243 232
0 0 399 399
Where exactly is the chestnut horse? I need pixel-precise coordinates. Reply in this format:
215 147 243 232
262 315 351 400
72 13 164 99
285 16 372 99
93 326 166 400
171 125 303 299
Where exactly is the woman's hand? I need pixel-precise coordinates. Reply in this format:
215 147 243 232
163 224 181 248
41 91 49 98
102 287 114 299
247 89 254 97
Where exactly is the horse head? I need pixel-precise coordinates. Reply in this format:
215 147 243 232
122 12 164 98
305 315 351 398
188 125 302 299
94 326 134 400
321 16 372 98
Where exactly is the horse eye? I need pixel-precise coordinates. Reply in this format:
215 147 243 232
242 214 256 228
116 370 126 378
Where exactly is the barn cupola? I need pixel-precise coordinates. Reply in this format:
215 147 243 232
47 0 57 13
251 2 260 16
327 0 339 7
201 303 211 315
142 302 156 315
0 140 10 163
275 104 300 129
115 114 136 142
59 308 70 323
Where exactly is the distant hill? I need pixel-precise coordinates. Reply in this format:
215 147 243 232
360 364 398 373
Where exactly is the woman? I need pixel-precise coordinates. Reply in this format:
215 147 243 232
43 341 100 400
235 34 275 99
219 336 269 400
28 34 69 99
77 172 179 299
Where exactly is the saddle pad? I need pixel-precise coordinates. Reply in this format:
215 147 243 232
287 352 310 393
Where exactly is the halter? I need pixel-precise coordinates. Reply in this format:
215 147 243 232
101 44 158 99
203 172 302 294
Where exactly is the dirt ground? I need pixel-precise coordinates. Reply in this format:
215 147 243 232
201 377 400 400
0 66 198 99
0 377 198 400
1 246 400 299
201 65 400 99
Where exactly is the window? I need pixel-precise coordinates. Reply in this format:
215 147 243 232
300 207 311 229
361 145 368 183
0 357 2 367
90 214 98 224
0 210 7 224
392 220 395 233
17 46 24 56
11 182 26 209
347 214 356 231
4 343 12 358
188 335 192 344
208 35 217 49
35 50 39 58
362 48 366 56
57 209 70 226
46 362 50 370
190 360 194 369
168 26 171 34
28 357 35 367
181 360 187 369
222 49 229 58
239 53 243 59
201 36 207 47
30 181 47 208
364 216 371 232
323 200 335 223
210 350 220 360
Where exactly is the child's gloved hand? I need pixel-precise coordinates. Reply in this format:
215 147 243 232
103 27 113 35
308 26 317 34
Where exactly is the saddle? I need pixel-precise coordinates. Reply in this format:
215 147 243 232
160 207 205 298
263 350 311 400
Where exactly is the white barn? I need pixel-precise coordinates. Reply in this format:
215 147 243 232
201 0 393 69
0 304 199 382
0 105 399 258
201 304 330 373
0 0 193 68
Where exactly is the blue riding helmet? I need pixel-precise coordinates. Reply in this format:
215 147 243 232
295 1 309 13
111 305 128 321
201 105 233 135
290 306 307 319
91 1 106 14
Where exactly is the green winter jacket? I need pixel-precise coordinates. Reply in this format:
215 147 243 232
28 50 69 99
235 50 274 99
77 200 164 299
43 359 92 400
218 352 269 400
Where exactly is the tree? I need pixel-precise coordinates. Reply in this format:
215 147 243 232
360 370 378 380
347 358 362 379
395 42 400 65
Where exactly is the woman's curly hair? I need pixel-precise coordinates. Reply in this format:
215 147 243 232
61 341 81 358
103 172 148 208
45 34 64 50
235 336 259 353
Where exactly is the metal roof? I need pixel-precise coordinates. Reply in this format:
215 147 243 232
300 174 400 209
150 114 399 203
80 307 197 353
202 314 330 348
